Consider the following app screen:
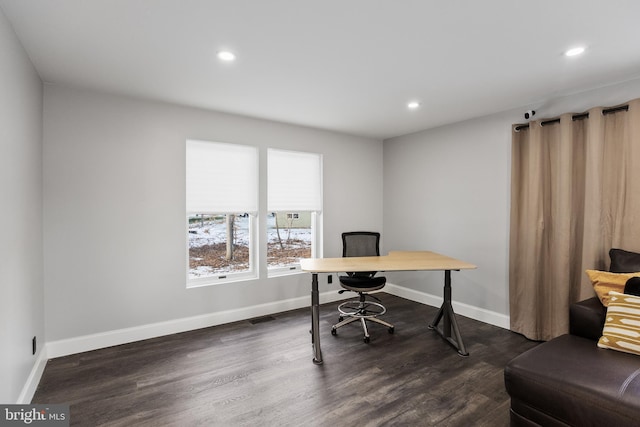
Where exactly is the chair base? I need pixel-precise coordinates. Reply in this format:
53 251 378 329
331 296 394 343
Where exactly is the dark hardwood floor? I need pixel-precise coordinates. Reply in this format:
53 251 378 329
33 294 538 426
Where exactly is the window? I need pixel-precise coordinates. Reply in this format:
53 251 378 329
267 149 322 274
186 140 258 285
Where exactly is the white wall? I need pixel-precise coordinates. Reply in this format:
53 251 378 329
383 77 640 325
0 7 44 403
43 85 383 347
383 113 513 322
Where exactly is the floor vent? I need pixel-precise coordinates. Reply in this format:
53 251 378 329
249 315 276 325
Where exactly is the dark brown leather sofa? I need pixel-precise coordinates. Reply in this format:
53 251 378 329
504 249 640 426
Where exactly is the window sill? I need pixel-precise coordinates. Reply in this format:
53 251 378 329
187 273 257 288
267 266 306 278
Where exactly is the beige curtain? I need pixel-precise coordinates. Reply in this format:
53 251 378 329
509 98 640 341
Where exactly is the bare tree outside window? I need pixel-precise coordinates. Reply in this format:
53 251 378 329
188 213 250 278
267 212 312 269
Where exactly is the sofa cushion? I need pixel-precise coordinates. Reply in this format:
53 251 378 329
610 248 640 273
598 291 640 356
586 270 640 306
570 296 607 341
505 334 640 427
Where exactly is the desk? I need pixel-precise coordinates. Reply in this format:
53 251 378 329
300 251 476 364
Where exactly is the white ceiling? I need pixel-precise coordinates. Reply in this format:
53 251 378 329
2 0 640 139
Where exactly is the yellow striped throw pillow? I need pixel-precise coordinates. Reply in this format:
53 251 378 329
598 291 640 356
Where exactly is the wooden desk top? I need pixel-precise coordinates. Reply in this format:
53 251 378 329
300 250 476 273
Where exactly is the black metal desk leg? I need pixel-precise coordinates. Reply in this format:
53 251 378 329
428 269 469 356
311 273 323 364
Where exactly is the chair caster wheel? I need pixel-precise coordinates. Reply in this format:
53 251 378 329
388 327 395 334
364 336 370 343
331 328 337 336
338 316 344 322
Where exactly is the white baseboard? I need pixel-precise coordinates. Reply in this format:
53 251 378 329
17 348 48 404
46 290 348 359
384 283 510 329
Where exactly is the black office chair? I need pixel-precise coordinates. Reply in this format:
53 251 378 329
331 231 394 343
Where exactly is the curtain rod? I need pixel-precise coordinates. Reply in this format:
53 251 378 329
514 105 629 131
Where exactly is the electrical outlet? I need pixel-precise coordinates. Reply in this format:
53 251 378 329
32 336 36 355
328 274 332 284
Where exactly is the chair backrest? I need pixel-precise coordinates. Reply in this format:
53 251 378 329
342 232 380 278
342 231 381 257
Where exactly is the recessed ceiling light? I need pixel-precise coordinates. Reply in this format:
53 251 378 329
217 51 236 61
565 46 585 57
407 101 420 109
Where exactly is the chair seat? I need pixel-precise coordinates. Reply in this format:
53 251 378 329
339 275 386 293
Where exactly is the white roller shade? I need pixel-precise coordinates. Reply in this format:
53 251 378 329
186 140 258 214
268 148 322 211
